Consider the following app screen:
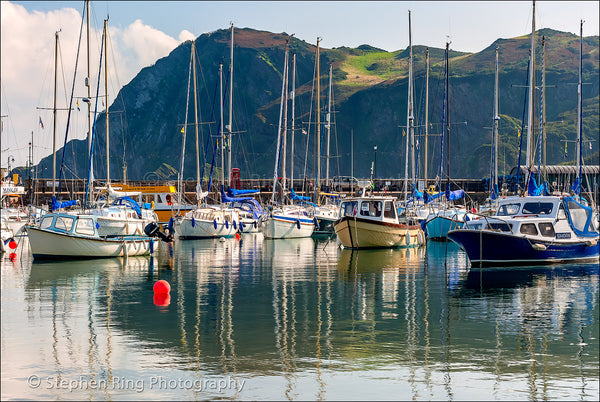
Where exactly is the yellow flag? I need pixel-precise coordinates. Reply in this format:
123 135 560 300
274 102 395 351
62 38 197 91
402 129 406 137
517 129 521 138
181 126 184 133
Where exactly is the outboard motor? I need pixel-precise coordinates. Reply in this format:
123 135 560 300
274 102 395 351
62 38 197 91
144 222 174 243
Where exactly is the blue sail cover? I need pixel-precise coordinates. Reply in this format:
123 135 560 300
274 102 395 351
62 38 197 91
563 196 598 238
51 196 78 211
527 175 549 196
221 188 264 219
112 196 142 218
290 188 310 201
228 187 260 197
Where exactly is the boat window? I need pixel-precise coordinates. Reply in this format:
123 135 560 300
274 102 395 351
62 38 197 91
489 222 512 232
565 200 589 233
557 205 567 220
54 216 74 232
360 201 382 217
520 223 538 236
522 202 554 215
75 218 96 235
538 222 556 237
383 201 396 219
341 201 358 217
497 203 521 216
40 216 54 229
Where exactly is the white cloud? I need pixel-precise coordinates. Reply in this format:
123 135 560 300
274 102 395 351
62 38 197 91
1 1 187 169
179 30 196 43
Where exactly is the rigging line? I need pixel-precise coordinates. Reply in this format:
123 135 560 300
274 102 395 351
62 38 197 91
57 37 70 109
56 1 86 198
302 49 318 192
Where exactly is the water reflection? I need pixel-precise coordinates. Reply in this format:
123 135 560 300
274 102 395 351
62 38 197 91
1 237 598 400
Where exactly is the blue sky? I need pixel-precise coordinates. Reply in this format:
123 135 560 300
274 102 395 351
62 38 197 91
2 1 599 168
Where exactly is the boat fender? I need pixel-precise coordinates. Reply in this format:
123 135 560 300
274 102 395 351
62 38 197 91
149 239 154 254
585 239 598 247
417 230 424 245
296 219 301 230
213 219 218 229
96 222 100 229
239 222 245 231
191 217 196 227
225 220 229 229
313 217 320 230
233 221 237 230
168 217 174 233
406 231 411 245
253 221 258 228
531 243 547 251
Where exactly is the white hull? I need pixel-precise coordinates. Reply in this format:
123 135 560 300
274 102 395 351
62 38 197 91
174 207 240 238
262 215 315 239
335 216 425 249
27 226 153 259
95 216 147 236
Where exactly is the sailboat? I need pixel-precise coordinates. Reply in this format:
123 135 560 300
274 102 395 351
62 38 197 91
173 38 240 239
261 37 316 239
423 41 472 240
27 8 153 259
447 4 599 267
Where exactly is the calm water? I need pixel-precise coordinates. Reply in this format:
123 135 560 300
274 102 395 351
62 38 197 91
1 235 598 401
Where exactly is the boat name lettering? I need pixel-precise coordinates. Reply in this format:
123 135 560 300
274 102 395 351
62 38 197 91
555 232 571 239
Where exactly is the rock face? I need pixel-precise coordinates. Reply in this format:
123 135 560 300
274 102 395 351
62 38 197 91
35 28 599 182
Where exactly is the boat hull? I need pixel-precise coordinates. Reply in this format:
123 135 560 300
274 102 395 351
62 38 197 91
262 215 315 239
447 229 600 267
174 218 237 239
27 226 153 259
425 213 465 240
334 216 425 249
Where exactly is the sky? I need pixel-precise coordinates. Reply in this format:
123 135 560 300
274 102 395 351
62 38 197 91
1 1 599 170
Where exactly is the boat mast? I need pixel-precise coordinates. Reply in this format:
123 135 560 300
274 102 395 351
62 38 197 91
576 20 584 199
104 18 110 185
281 46 289 194
525 0 536 182
271 39 290 203
404 10 413 204
445 42 450 201
192 40 200 194
492 46 499 198
178 42 193 210
541 36 547 183
52 31 59 197
290 52 296 190
227 23 234 188
220 60 225 191
86 0 93 198
424 47 429 187
316 37 321 195
325 63 332 189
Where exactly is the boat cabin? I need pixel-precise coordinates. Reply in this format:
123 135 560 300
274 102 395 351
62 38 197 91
339 197 398 223
39 213 99 238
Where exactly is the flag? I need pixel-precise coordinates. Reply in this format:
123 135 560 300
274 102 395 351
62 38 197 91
590 142 593 150
517 129 521 138
301 128 307 135
402 129 406 137
77 99 80 111
181 126 184 133
39 117 44 129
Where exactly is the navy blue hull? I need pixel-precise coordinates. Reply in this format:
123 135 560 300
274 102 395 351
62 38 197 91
447 230 599 267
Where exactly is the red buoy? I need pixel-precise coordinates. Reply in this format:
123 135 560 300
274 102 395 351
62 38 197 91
153 279 171 294
8 252 17 262
235 232 240 241
8 240 17 250
153 293 171 307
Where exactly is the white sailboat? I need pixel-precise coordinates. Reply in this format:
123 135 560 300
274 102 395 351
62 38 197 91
173 38 240 239
262 37 315 239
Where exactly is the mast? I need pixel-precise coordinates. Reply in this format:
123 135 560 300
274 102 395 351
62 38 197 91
541 36 547 183
491 45 499 198
219 61 225 190
445 42 450 200
290 53 296 189
104 18 110 185
325 63 332 188
404 10 414 204
525 0 536 178
52 31 59 197
281 48 289 194
192 41 200 192
86 0 93 197
227 23 234 188
424 47 429 187
316 37 321 194
408 11 415 189
178 42 193 210
271 39 290 203
576 20 584 198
